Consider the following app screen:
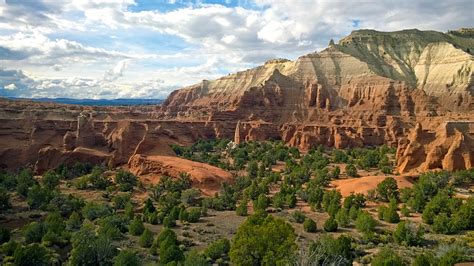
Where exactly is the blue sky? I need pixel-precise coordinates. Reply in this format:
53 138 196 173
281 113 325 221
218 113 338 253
0 0 472 99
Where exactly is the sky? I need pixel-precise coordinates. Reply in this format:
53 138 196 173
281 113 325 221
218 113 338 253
0 0 472 99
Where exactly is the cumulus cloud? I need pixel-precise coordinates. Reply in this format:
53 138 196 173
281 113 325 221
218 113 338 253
0 0 472 99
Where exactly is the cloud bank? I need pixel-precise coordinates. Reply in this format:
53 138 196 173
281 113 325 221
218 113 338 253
0 0 472 99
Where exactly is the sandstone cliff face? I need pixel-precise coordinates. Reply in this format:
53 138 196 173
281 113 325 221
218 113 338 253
397 122 474 173
0 29 473 174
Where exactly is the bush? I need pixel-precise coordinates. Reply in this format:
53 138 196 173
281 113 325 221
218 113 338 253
371 248 403 266
42 170 60 190
113 250 140 266
115 170 138 192
309 234 354 265
0 227 11 244
139 228 154 248
336 209 350 227
393 221 424 246
13 243 52 266
27 185 53 209
82 202 111 220
128 217 145 236
204 238 230 260
376 177 399 202
323 217 338 232
66 212 82 231
303 218 317 233
230 214 296 265
163 216 176 228
345 164 357 177
181 188 201 206
112 193 131 210
184 250 208 266
236 200 248 216
23 222 46 244
187 207 201 223
0 187 11 210
355 211 376 236
292 210 306 223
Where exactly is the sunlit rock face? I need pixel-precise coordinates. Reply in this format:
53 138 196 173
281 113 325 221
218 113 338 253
0 29 472 173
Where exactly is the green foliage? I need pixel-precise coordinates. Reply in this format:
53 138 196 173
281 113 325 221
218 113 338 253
378 199 400 223
89 166 111 190
57 162 93 179
401 204 411 217
230 214 296 265
139 228 154 248
323 216 338 232
13 243 53 266
66 212 82 231
355 211 376 236
181 188 201 206
371 248 404 266
330 166 341 179
336 208 350 227
204 238 230 260
0 227 11 244
186 207 201 223
333 150 349 163
253 194 269 212
393 221 424 246
157 228 184 264
112 193 131 210
292 210 306 223
236 199 248 216
16 169 35 197
322 190 342 217
42 170 60 190
113 250 140 266
115 170 138 192
309 234 354 265
376 177 399 202
128 217 145 236
23 222 46 244
163 216 176 228
70 222 117 265
413 253 437 266
345 164 357 177
184 250 208 266
303 218 317 233
82 201 111 220
27 184 54 209
0 187 11 210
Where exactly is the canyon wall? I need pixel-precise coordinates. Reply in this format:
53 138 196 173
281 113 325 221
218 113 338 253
0 29 473 174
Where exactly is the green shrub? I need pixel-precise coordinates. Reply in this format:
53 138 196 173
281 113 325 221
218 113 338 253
236 200 248 216
82 202 111 220
128 217 145 236
139 228 154 248
204 238 230 260
13 243 53 266
0 187 11 210
42 170 60 190
229 214 296 265
23 222 46 244
336 209 350 227
292 210 306 223
115 170 138 192
0 227 11 244
393 221 424 246
323 217 338 232
113 250 140 266
345 164 357 177
303 218 317 233
376 177 399 202
371 248 403 266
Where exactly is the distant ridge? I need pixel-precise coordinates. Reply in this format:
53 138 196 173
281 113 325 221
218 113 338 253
6 97 164 106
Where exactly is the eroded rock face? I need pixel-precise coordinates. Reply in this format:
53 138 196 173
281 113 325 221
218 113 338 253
0 29 472 174
397 122 474 173
128 154 233 196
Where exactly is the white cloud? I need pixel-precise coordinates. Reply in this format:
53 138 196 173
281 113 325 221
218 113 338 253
4 83 16 90
0 0 472 99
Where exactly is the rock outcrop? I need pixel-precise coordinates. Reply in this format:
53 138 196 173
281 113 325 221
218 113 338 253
397 122 474 173
0 28 473 175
